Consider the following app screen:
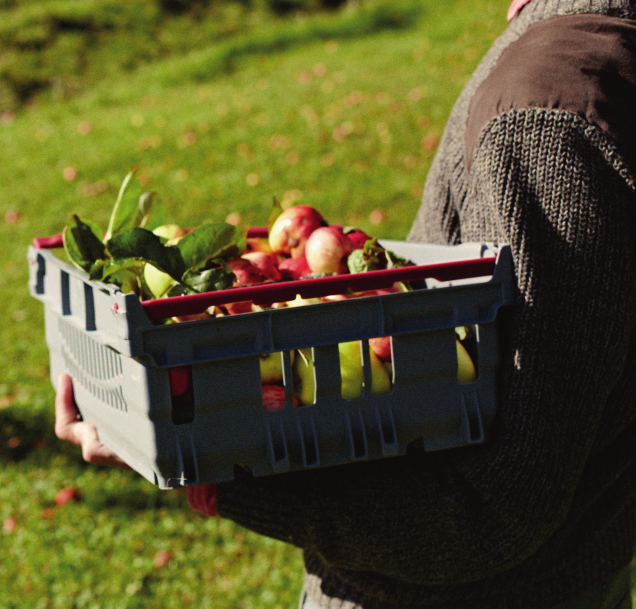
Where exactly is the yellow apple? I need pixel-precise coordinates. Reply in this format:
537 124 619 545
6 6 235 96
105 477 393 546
456 339 477 384
338 340 391 400
260 350 295 384
292 341 392 405
292 347 315 406
285 295 322 308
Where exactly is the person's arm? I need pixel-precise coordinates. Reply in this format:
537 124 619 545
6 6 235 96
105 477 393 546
215 111 636 585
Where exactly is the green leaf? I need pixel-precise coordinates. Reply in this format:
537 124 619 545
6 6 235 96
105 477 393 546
267 196 284 232
106 227 186 280
347 238 387 273
104 170 142 240
101 258 144 283
177 223 247 271
385 248 411 268
181 261 236 294
63 214 107 272
138 192 168 232
347 249 367 274
89 258 142 294
88 258 107 281
104 170 164 240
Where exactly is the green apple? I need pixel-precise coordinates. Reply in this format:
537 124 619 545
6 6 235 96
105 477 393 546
292 347 315 406
292 341 392 405
153 224 187 244
260 350 295 384
456 339 477 384
338 340 391 400
144 263 174 299
143 224 186 299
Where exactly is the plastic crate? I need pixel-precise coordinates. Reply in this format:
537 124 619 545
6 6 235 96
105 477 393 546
28 237 514 489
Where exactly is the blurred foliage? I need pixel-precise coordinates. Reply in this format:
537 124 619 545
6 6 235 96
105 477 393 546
0 0 354 111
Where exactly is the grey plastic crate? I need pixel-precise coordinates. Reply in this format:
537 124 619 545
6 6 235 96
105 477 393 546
28 241 514 489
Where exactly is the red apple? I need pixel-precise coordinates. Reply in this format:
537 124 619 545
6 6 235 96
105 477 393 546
223 258 268 316
241 251 282 281
345 228 373 250
278 255 312 279
369 336 392 362
224 301 255 315
262 384 299 411
169 365 192 396
226 257 267 286
304 226 355 274
268 205 326 258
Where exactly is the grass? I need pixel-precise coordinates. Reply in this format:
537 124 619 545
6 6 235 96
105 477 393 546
1 0 602 607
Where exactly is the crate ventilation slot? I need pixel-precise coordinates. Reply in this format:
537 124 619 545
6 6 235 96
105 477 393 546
59 319 127 413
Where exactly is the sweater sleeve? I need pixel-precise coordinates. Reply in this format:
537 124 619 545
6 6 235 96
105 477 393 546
215 110 636 586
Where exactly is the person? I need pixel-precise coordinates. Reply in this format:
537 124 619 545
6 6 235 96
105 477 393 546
55 0 636 606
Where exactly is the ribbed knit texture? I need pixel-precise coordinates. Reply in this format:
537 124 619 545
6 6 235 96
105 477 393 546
216 1 636 606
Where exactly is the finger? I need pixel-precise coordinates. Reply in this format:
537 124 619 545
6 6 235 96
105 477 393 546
54 373 82 444
79 431 132 470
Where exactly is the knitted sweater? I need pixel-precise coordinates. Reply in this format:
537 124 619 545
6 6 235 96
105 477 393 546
216 1 636 606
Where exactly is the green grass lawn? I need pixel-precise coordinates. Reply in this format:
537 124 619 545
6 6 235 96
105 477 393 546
7 1 629 607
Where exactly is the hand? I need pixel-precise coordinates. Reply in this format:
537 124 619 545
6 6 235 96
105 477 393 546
55 373 132 471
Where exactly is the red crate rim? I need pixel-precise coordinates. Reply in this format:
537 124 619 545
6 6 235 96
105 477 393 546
32 228 497 321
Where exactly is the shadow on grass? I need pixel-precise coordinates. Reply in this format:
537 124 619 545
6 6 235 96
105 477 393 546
0 406 59 462
1 405 191 512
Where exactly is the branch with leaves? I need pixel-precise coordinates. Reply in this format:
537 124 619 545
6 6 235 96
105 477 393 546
62 170 247 300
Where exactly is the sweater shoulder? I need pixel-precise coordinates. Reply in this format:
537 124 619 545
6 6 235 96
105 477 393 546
465 13 636 174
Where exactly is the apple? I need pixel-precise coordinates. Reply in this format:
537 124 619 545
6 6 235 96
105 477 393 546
292 348 316 406
244 237 272 254
152 224 187 244
262 384 299 411
304 226 355 275
143 224 186 298
278 255 312 279
456 340 477 384
260 350 295 384
268 205 326 258
344 228 372 250
169 365 192 396
172 311 212 323
222 258 269 315
144 263 174 298
292 341 392 405
241 251 282 282
338 340 391 400
369 336 391 362
286 294 322 308
224 301 254 315
226 257 267 286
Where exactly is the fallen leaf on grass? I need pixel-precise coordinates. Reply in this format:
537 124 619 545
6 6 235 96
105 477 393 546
55 487 82 506
3 517 17 533
153 550 173 569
